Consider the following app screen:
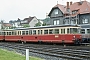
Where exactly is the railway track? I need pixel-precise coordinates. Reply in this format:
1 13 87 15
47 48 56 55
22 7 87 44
0 42 90 60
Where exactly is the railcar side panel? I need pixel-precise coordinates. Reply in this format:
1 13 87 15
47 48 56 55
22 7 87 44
0 35 4 41
21 34 81 43
5 35 21 41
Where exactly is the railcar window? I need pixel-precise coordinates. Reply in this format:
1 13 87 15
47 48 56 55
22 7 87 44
26 31 28 35
7 32 9 35
18 31 19 35
13 31 16 35
49 29 53 34
12 32 14 35
20 31 21 35
14 31 16 35
9 32 11 35
2 32 5 35
81 29 85 34
4 32 6 35
87 29 90 34
12 31 15 35
41 30 42 34
29 30 32 35
18 31 21 35
38 30 40 34
61 29 65 34
54 29 59 34
67 28 69 33
33 30 36 35
22 31 25 35
70 28 78 34
44 30 48 34
0 32 1 35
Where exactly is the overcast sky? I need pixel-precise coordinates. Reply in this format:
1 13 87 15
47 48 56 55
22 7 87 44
0 0 90 22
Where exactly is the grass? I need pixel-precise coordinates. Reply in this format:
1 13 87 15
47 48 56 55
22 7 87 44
0 49 43 60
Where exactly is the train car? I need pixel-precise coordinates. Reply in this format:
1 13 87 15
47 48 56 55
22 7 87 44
0 31 5 41
0 29 21 42
1 25 82 44
81 25 90 43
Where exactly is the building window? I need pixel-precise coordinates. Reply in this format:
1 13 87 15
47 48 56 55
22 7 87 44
55 9 58 14
72 10 77 15
54 20 56 25
82 19 88 24
87 29 90 34
81 29 85 34
54 20 59 25
57 20 59 25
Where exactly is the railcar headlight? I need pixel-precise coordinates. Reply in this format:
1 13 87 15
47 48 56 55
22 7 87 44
73 36 76 38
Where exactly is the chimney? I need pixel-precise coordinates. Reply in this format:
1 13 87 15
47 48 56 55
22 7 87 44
67 2 69 8
46 13 49 18
70 2 72 5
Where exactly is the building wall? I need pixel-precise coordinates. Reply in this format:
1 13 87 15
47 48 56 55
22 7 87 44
0 23 1 29
50 8 63 17
29 17 38 27
49 8 64 25
79 13 90 25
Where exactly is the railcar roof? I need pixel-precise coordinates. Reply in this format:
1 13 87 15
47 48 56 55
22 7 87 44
2 24 80 31
80 24 90 28
15 24 80 30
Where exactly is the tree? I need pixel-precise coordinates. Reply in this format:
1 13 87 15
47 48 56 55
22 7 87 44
23 24 30 28
1 20 4 29
35 22 41 27
42 23 47 26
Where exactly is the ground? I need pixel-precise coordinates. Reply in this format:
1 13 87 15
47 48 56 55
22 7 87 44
0 49 43 60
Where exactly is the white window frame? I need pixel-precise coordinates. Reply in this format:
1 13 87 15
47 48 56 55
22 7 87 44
55 9 58 14
82 19 88 24
57 20 59 25
54 20 59 25
54 20 56 25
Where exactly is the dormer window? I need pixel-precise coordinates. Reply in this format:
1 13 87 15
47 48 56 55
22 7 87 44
67 8 70 12
82 19 88 24
72 10 77 14
55 9 58 14
85 8 88 11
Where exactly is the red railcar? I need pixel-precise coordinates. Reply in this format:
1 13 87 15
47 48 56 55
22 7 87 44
0 32 4 41
1 25 82 44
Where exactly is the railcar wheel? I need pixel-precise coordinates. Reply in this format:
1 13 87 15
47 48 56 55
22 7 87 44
38 40 42 44
2 39 5 42
18 40 21 42
62 40 65 45
74 39 81 45
21 41 24 44
21 41 26 44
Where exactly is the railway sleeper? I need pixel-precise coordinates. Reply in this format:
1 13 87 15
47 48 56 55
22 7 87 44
28 50 85 60
48 51 90 59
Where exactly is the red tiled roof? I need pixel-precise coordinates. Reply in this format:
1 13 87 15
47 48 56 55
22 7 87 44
3 23 12 27
53 4 66 13
49 1 90 16
69 1 90 14
22 16 34 24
